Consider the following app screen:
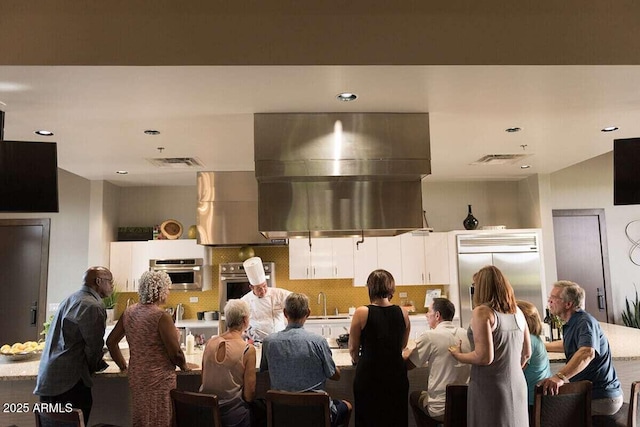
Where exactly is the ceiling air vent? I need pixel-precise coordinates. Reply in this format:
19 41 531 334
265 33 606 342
470 154 531 165
147 157 204 168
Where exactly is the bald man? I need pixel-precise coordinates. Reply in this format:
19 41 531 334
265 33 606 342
35 266 114 424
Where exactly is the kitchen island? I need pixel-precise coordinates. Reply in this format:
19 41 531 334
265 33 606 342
3 321 640 426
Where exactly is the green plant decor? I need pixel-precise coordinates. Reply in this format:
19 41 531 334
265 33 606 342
622 287 640 329
102 286 120 310
40 314 54 339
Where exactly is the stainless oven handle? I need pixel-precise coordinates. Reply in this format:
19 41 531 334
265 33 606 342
220 274 272 280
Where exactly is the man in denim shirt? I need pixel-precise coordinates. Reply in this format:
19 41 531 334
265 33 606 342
34 266 114 424
540 280 622 416
260 293 351 427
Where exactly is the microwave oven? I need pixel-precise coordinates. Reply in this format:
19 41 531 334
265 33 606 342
149 258 204 291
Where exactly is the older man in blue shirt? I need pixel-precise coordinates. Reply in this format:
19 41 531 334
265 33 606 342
260 292 351 427
540 280 623 416
34 266 114 425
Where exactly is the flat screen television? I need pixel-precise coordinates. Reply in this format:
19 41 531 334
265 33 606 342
614 137 640 206
0 140 59 212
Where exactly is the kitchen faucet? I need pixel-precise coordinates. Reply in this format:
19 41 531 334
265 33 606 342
317 292 327 318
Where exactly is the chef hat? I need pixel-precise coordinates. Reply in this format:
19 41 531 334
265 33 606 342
243 256 266 286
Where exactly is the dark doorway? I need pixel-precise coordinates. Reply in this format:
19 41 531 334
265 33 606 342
0 219 50 343
552 209 613 323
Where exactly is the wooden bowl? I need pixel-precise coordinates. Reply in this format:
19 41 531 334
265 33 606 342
160 219 183 240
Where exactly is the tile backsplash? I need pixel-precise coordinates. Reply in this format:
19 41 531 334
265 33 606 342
115 245 445 320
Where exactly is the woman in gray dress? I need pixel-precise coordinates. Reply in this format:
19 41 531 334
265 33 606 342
449 265 531 427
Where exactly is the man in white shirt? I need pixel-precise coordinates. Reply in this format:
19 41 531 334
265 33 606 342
241 257 291 339
404 297 471 422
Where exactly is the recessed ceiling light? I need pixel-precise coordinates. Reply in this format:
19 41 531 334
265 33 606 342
601 126 619 132
505 127 521 133
115 170 129 175
520 165 531 169
34 130 54 136
336 92 357 102
144 129 161 135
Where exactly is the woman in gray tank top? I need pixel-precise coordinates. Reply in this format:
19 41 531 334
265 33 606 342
449 265 531 427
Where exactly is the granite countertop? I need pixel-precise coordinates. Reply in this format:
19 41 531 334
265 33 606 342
5 321 640 381
0 342 354 381
547 322 640 362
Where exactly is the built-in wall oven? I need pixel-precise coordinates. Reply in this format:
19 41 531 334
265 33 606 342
219 261 275 311
150 258 204 291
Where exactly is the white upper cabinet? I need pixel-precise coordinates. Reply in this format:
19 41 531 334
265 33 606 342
110 239 206 292
400 232 451 285
353 237 378 286
352 236 403 286
289 237 354 280
423 232 451 284
146 239 205 260
109 241 149 292
400 233 427 285
376 236 403 284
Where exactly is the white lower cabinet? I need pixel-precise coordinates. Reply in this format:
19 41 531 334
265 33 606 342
408 314 430 338
305 319 351 338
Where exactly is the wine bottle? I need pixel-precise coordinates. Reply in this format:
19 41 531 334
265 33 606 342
542 308 552 341
543 309 553 341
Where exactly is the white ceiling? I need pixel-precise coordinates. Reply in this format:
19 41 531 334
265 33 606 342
1 65 639 187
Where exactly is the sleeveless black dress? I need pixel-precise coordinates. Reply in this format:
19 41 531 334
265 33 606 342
353 305 409 427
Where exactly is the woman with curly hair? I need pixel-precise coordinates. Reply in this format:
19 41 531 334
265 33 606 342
107 271 190 426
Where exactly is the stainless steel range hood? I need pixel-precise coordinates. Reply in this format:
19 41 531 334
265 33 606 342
197 171 283 246
254 113 431 239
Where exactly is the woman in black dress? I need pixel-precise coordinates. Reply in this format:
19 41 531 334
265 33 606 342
349 269 411 427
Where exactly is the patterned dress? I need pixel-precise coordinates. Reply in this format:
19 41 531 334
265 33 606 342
353 305 409 427
467 308 529 427
124 304 177 427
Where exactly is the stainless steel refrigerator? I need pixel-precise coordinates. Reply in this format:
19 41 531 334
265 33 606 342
457 231 546 327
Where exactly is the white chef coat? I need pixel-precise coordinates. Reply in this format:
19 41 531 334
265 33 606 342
241 287 292 336
408 321 471 418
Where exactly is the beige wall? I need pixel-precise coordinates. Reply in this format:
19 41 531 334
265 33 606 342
0 169 91 312
117 186 198 236
421 180 521 231
549 151 640 323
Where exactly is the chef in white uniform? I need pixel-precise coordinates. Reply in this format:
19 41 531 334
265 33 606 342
241 257 291 340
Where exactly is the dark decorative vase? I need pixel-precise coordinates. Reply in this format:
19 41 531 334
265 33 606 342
463 204 479 230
